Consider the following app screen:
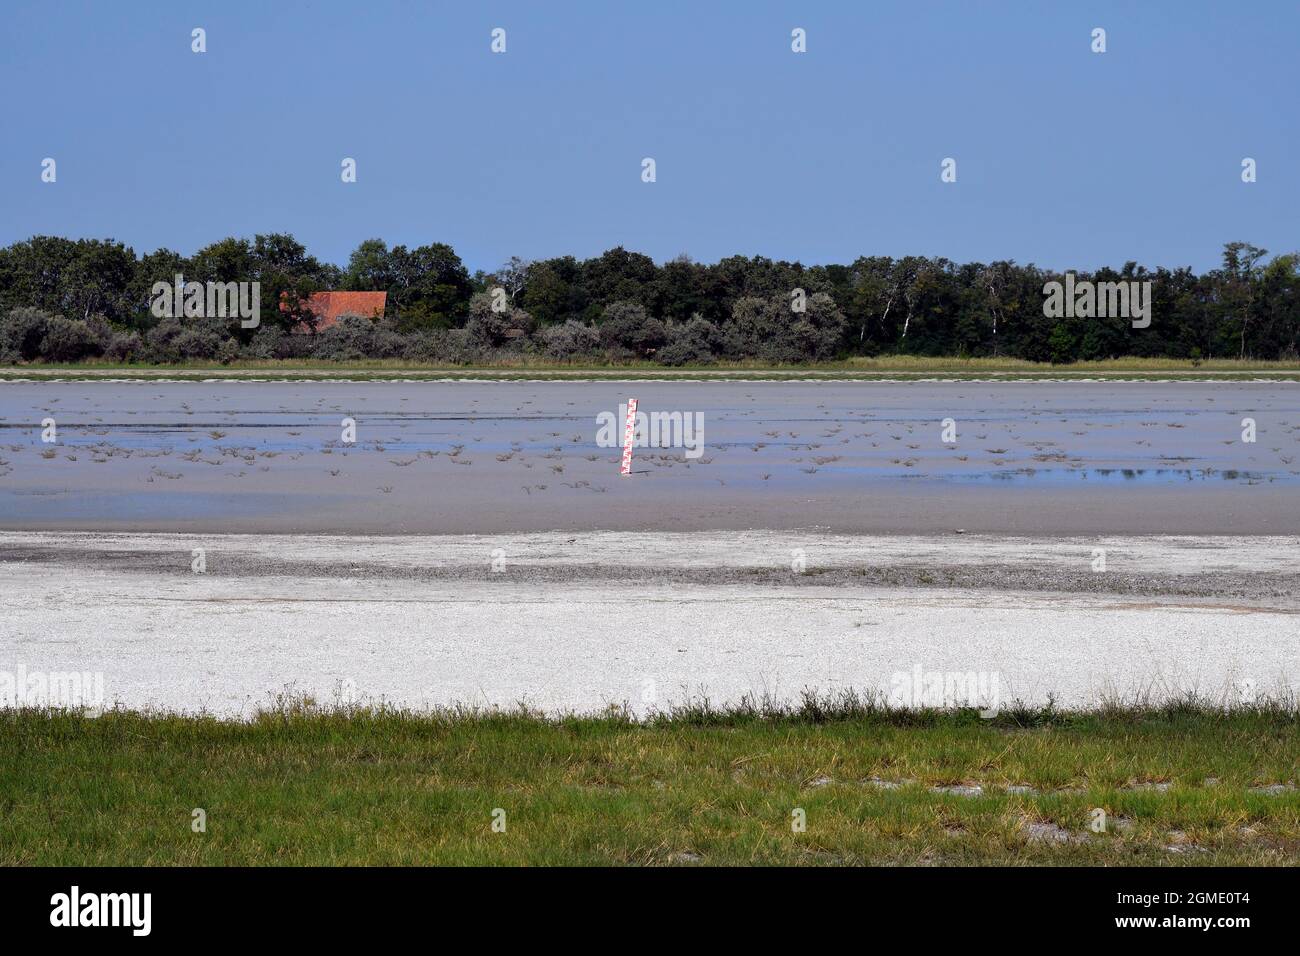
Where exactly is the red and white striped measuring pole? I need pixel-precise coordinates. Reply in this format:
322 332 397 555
620 398 638 476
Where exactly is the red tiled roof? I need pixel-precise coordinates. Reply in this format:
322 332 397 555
285 291 387 332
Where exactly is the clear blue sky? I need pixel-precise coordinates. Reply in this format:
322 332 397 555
2 0 1295 274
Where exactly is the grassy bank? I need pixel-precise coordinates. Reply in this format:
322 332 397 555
2 356 1299 381
3 697 1297 865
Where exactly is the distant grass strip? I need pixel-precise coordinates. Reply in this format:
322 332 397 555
2 356 1299 382
2 693 1296 866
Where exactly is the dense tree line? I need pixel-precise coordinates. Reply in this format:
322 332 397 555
1 234 1296 364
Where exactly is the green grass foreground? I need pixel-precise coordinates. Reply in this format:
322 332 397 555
3 355 1299 381
2 696 1297 866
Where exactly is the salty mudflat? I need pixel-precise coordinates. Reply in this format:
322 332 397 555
2 530 1296 716
1 380 1296 715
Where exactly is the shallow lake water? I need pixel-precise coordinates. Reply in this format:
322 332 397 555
1 380 1296 534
